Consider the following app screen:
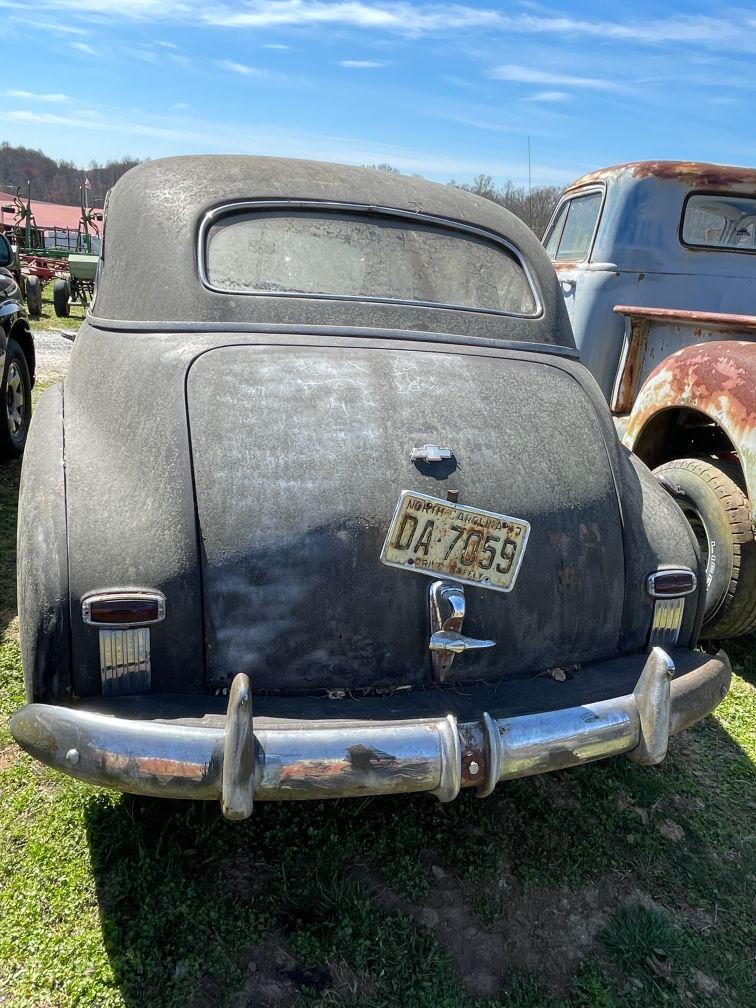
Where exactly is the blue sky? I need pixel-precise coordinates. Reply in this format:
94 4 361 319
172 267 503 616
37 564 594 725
4 1 756 188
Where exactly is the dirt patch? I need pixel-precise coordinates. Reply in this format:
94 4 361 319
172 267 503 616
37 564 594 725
191 939 336 1008
0 744 19 772
355 863 620 998
221 848 274 903
0 612 19 643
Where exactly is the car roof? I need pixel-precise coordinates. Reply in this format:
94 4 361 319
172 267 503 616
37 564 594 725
91 155 572 350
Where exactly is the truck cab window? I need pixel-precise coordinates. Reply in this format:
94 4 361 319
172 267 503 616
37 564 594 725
682 193 756 251
543 191 602 263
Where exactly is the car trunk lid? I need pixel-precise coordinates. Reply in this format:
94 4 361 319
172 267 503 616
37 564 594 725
187 341 625 692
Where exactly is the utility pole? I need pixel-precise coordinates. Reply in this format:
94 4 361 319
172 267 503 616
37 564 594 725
527 137 533 230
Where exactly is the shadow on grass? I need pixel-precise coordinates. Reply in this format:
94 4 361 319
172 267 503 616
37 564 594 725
83 685 755 1008
0 459 21 636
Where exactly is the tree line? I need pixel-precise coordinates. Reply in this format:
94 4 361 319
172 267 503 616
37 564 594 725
0 143 138 207
0 144 561 235
448 174 561 237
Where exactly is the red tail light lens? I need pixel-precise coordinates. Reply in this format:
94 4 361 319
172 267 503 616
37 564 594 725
646 569 697 598
82 592 166 626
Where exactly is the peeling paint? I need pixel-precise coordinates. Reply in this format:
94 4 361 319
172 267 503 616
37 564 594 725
567 161 756 194
624 340 756 505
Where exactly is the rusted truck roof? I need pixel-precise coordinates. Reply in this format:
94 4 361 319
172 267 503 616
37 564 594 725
567 161 756 194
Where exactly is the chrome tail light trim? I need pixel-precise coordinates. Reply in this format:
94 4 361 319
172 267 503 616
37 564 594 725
99 627 151 696
649 597 685 648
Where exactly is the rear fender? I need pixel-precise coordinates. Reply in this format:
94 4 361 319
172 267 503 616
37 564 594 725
17 383 71 702
624 340 756 510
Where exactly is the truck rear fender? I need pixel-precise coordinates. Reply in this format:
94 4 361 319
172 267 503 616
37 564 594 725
624 341 756 513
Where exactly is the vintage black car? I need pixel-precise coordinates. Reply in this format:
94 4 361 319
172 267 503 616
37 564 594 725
0 233 34 459
11 156 730 819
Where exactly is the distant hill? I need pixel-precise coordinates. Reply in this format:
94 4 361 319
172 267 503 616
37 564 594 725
0 143 139 207
0 143 562 235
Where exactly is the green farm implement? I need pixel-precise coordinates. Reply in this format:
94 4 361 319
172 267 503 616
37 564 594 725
2 182 101 317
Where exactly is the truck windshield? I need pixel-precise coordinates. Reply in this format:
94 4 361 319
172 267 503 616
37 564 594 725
682 194 756 251
204 209 537 316
543 190 602 263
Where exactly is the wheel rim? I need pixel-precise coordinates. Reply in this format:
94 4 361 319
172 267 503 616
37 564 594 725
5 361 25 438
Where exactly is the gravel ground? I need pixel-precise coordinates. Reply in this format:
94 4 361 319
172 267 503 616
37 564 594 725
32 327 74 381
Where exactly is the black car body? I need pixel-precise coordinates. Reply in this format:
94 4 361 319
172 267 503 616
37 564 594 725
11 157 730 818
0 234 34 458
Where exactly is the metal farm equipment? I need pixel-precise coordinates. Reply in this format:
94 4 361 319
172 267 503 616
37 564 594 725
2 182 101 318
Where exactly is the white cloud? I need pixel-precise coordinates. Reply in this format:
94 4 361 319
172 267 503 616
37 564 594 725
6 103 577 184
490 65 616 91
14 17 89 35
217 59 270 76
71 41 98 56
263 42 290 49
523 90 571 103
23 3 756 53
338 59 385 68
3 90 68 102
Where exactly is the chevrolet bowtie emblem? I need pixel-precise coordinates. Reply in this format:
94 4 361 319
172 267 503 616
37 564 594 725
411 444 453 463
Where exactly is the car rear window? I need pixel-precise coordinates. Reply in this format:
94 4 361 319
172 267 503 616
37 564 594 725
682 193 756 251
203 209 537 316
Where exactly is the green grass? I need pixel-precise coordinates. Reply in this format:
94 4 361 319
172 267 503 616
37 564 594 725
0 451 754 1007
27 286 87 332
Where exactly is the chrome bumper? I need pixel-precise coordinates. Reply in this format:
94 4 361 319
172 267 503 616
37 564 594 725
10 647 731 820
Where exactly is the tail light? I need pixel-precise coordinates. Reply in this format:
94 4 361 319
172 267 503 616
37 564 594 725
82 591 165 627
646 569 696 648
82 591 165 696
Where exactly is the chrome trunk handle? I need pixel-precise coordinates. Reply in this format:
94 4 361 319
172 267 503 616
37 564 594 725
429 581 495 681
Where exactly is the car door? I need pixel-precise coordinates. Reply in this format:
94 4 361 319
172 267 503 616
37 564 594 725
542 186 604 327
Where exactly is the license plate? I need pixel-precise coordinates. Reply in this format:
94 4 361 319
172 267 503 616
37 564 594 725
380 491 530 592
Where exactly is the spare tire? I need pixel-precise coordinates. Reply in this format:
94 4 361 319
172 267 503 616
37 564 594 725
654 458 756 638
53 278 71 318
25 275 42 317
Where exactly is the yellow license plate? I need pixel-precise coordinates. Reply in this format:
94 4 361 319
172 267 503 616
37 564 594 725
380 491 530 592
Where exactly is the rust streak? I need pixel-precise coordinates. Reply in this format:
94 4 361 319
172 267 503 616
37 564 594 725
613 305 756 333
565 161 756 193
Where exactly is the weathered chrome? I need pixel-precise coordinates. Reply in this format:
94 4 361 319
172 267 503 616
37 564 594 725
646 569 697 598
433 713 462 802
429 630 496 656
411 444 453 463
476 711 501 798
221 673 256 820
430 581 466 629
8 648 731 820
99 627 151 696
428 580 496 680
648 598 685 648
82 590 166 627
628 646 674 765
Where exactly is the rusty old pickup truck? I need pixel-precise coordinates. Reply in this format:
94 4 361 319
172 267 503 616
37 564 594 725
544 161 756 638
